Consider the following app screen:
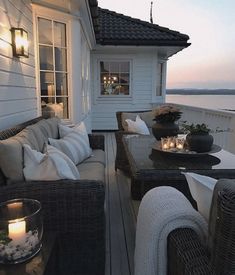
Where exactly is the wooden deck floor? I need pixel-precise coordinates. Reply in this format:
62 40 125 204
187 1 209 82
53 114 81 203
103 132 139 275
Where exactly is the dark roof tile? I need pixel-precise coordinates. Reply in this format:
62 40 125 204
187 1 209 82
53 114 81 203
97 8 190 46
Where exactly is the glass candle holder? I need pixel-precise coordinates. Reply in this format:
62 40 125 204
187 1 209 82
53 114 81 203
168 137 176 148
161 137 170 150
176 138 185 150
0 198 43 264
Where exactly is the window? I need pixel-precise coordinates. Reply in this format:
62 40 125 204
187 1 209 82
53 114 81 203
100 61 130 96
156 62 164 96
37 17 69 119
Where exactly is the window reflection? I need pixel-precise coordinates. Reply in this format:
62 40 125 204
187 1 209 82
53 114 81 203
39 46 53 70
38 17 68 119
100 61 130 95
38 18 52 45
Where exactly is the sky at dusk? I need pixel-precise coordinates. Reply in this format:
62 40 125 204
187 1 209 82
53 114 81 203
98 0 235 89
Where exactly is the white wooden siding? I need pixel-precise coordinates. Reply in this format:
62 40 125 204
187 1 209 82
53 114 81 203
0 0 37 130
91 52 164 130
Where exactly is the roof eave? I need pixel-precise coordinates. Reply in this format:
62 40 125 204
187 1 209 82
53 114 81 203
97 40 191 47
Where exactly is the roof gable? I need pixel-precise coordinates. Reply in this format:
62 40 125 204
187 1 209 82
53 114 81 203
97 8 190 47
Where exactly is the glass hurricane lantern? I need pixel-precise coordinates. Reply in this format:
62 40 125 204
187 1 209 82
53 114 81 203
0 198 43 264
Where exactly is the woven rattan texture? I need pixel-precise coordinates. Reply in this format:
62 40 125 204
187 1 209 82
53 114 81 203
0 117 106 274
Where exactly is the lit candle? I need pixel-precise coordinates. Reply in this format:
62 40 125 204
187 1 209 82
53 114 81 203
163 143 169 149
169 142 175 148
177 144 183 150
7 202 23 210
8 220 26 244
176 138 185 150
161 137 169 150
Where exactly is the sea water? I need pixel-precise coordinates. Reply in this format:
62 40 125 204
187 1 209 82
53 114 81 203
166 95 235 112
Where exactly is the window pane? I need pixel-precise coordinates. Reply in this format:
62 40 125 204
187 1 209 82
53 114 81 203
40 72 54 96
39 46 53 70
41 97 55 105
109 62 119 72
119 73 129 84
56 97 68 119
55 48 67 71
56 73 67 96
100 84 106 95
54 22 66 47
100 62 109 72
100 61 130 96
38 18 52 45
120 62 130 72
110 74 118 84
119 85 129 95
100 73 109 84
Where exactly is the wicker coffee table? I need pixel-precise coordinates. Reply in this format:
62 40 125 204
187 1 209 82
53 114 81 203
123 135 235 205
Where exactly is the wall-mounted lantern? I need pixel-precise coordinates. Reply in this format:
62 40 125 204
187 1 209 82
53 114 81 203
11 28 29 58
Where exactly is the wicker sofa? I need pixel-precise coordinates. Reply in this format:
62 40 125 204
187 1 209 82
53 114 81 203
115 110 153 172
0 117 105 274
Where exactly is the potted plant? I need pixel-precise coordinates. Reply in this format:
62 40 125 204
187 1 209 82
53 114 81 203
152 105 182 140
181 122 213 152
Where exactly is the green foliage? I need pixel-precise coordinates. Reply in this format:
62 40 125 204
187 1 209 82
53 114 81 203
181 122 211 135
154 111 182 123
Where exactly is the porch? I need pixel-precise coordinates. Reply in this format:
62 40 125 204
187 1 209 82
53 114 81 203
103 131 137 275
103 103 235 275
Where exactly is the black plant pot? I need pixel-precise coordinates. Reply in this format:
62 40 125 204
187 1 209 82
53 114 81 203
152 122 179 140
186 133 214 153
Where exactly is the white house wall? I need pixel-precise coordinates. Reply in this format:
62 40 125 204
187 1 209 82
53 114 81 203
91 50 165 130
0 0 37 130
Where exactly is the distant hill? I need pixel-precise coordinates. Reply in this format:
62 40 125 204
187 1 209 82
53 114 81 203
167 89 235 95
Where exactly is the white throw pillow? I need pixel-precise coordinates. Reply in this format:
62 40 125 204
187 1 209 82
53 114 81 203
125 115 150 135
59 122 88 138
23 144 80 181
182 172 217 221
49 123 92 165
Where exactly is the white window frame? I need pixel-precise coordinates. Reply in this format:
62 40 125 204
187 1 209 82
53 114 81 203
97 59 133 99
156 62 164 97
33 5 72 122
81 31 90 116
152 57 167 103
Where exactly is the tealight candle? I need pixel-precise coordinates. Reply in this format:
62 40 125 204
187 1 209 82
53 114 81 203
176 138 185 150
8 220 26 244
168 137 176 148
177 144 183 149
161 137 169 150
163 144 169 149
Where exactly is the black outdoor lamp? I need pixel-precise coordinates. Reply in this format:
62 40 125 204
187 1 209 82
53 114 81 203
11 28 29 58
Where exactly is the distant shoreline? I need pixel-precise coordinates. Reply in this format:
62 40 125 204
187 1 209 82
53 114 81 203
167 89 235 95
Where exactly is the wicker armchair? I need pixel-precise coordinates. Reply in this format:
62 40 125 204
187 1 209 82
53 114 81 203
0 118 105 274
115 110 152 172
167 178 235 275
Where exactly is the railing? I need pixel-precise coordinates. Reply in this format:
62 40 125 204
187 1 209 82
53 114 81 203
152 103 235 154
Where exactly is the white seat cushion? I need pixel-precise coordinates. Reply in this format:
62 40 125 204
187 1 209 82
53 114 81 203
23 144 80 181
182 172 217 221
125 115 150 135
